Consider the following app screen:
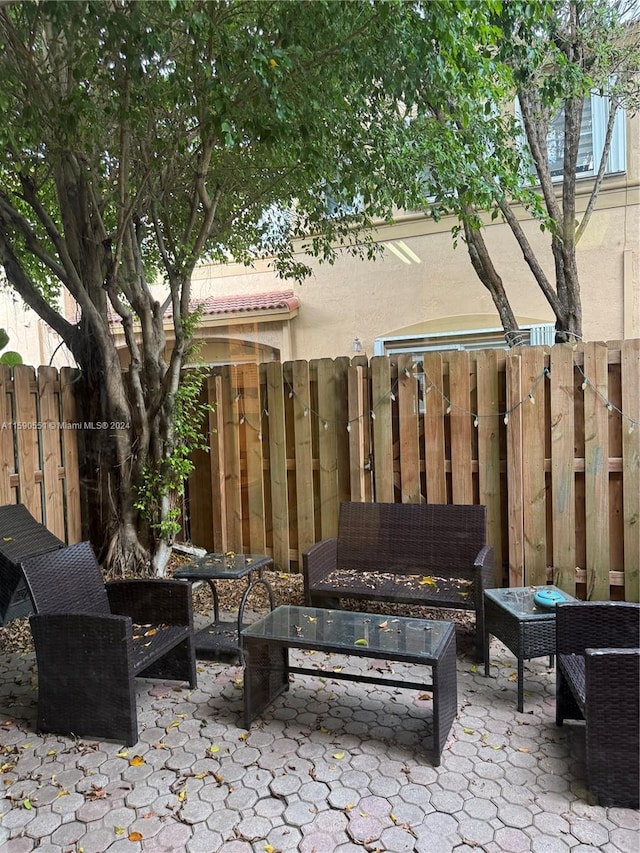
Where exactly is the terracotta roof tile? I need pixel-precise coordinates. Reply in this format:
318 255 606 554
107 289 300 326
195 289 300 317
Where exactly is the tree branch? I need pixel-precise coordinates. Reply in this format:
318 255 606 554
0 227 77 346
576 98 618 243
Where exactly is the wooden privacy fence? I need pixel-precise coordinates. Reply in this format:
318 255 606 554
187 340 640 602
0 364 81 545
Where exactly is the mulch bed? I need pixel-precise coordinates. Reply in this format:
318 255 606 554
0 554 477 659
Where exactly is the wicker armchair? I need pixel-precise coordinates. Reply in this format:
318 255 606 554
22 541 197 745
556 601 640 808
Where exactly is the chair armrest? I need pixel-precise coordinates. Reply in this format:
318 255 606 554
585 647 640 719
30 613 133 673
302 538 338 594
557 602 640 656
473 544 493 587
106 580 193 627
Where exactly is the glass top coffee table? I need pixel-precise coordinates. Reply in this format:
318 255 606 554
175 553 274 659
241 605 457 765
484 585 577 711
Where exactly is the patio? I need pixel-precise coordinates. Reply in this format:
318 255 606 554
0 610 637 853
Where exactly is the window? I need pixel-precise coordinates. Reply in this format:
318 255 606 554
254 203 291 253
373 323 555 357
518 92 626 181
323 189 365 218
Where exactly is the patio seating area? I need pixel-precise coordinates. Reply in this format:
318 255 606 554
0 607 638 852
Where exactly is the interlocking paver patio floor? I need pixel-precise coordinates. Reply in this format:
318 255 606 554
0 613 638 852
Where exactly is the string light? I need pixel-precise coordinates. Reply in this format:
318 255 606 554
230 356 639 440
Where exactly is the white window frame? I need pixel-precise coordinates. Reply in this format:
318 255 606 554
373 323 555 357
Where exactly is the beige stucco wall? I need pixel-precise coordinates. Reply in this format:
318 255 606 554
190 170 639 361
0 292 73 368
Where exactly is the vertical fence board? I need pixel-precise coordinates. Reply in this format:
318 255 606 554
422 353 447 504
621 339 640 601
371 356 394 502
38 367 65 540
397 355 421 503
266 362 289 571
0 365 14 506
550 345 577 593
448 352 474 504
334 357 352 504
13 366 40 520
583 342 610 600
316 358 339 538
208 375 227 552
222 365 243 550
292 360 315 558
506 352 524 586
59 368 81 544
241 363 266 554
348 365 368 502
521 347 548 586
476 349 502 583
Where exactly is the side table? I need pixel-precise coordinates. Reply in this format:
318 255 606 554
175 553 274 659
484 585 577 711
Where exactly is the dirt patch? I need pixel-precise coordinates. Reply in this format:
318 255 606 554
1 555 476 659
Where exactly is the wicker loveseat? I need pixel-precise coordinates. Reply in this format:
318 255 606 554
302 501 493 663
22 541 197 745
556 601 640 808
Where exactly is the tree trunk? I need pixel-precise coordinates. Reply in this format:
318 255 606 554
462 221 523 346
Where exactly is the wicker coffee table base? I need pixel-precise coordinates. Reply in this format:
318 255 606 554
242 616 457 766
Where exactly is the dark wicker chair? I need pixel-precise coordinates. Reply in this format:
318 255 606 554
303 502 492 662
22 541 197 745
556 601 640 808
0 503 64 624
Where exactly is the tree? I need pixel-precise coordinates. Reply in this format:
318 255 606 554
412 0 640 343
0 0 506 574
